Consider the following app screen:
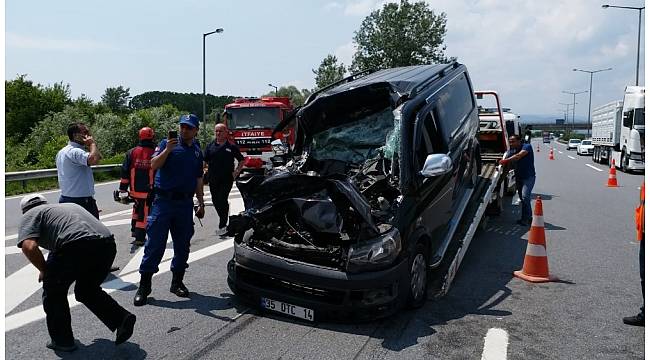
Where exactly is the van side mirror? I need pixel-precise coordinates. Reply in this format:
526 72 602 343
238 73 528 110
420 154 453 178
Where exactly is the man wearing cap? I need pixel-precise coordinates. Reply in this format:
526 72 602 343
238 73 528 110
499 134 536 226
119 127 156 246
133 114 206 306
56 123 102 218
17 194 136 352
204 122 244 236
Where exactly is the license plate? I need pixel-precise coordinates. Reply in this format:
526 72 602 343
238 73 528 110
260 297 314 321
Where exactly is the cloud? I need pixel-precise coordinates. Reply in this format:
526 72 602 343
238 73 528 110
6 32 118 52
343 0 387 16
323 2 343 11
334 41 357 66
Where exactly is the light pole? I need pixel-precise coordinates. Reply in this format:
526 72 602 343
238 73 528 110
563 91 587 134
268 83 278 96
559 102 573 134
602 4 644 85
573 67 612 137
203 28 224 123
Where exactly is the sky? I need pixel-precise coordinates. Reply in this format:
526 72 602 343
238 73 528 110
4 0 646 121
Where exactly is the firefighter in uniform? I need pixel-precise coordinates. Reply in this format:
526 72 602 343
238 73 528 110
624 180 645 326
119 127 156 246
133 115 205 306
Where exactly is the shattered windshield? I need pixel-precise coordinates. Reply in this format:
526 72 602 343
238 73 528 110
309 107 396 164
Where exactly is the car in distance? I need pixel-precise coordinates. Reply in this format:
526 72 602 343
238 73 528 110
576 139 594 156
566 138 581 150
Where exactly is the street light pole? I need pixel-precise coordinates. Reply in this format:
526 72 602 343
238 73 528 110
573 67 612 137
562 90 587 133
203 28 224 123
559 102 572 133
602 5 644 85
268 83 278 96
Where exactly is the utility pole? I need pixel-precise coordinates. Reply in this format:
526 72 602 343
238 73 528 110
203 28 224 122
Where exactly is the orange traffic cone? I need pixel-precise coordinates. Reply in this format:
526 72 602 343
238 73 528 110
514 196 558 283
607 159 618 187
549 148 555 160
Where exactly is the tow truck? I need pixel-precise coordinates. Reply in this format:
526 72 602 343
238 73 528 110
223 97 295 174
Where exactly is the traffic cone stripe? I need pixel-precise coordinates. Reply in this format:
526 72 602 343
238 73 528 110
525 243 547 257
528 227 546 244
531 215 544 227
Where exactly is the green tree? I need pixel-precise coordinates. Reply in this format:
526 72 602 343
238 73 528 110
101 86 131 113
130 91 236 122
26 105 91 163
313 54 347 90
262 86 312 107
350 0 448 73
5 75 71 141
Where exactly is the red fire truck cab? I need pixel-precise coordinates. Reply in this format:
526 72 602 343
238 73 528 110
223 97 294 174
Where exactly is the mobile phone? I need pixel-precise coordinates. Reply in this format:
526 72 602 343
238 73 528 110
168 130 177 140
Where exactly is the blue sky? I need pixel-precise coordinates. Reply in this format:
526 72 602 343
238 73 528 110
5 0 645 119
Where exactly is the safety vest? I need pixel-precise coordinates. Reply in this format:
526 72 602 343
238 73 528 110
636 181 645 241
120 143 155 199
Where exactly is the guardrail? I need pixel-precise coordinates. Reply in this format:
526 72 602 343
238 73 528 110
6 164 121 190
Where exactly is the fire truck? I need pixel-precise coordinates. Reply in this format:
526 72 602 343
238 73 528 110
222 97 294 174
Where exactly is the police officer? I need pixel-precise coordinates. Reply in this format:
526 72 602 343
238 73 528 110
119 127 156 246
17 194 136 352
133 115 205 306
204 123 244 235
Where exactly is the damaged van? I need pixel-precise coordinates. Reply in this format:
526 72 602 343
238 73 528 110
227 62 482 321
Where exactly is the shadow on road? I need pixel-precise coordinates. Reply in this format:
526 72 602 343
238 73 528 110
149 292 243 322
53 338 146 359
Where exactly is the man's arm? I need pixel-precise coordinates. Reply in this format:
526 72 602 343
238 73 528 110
195 177 205 218
151 139 176 170
84 136 101 166
21 239 46 282
119 149 132 191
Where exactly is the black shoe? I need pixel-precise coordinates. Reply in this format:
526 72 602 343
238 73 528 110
623 314 644 326
133 239 145 247
46 340 78 352
170 272 190 298
110 265 120 272
115 313 136 345
133 273 153 306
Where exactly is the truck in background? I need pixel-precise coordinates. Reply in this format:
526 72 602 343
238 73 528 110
223 97 295 174
591 86 645 172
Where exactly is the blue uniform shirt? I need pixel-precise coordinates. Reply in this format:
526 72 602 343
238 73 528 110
509 143 536 180
153 138 204 194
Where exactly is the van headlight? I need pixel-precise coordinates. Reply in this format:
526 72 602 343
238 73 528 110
346 228 401 273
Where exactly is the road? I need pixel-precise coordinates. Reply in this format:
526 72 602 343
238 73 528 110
4 140 645 359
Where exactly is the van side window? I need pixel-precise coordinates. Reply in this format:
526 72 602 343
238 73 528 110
415 114 445 171
623 110 633 128
432 73 474 140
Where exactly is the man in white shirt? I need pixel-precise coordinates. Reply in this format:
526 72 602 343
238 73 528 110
55 123 102 218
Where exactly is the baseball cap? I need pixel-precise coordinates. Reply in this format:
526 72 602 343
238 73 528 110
20 193 48 214
179 114 200 128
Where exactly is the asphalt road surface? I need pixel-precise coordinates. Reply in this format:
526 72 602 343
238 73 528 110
4 140 645 359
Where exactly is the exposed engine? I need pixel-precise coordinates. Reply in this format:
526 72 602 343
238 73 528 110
229 152 401 270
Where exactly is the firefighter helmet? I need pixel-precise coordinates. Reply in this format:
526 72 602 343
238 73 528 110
138 127 155 141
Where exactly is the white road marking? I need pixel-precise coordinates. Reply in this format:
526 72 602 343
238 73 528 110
5 251 48 315
5 239 234 331
557 150 563 154
585 164 604 172
567 156 576 160
481 328 509 360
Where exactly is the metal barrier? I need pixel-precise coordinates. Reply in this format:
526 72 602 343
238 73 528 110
6 164 121 190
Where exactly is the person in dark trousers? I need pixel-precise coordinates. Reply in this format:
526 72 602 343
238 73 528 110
55 123 102 218
17 194 136 352
624 181 645 326
204 123 245 236
133 114 205 306
119 127 156 246
499 135 536 226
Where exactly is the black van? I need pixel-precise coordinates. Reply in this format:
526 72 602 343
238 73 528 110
227 62 481 321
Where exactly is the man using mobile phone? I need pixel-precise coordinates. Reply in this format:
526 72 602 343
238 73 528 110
133 114 205 306
56 123 102 218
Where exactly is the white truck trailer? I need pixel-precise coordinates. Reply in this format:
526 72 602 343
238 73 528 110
591 86 645 172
